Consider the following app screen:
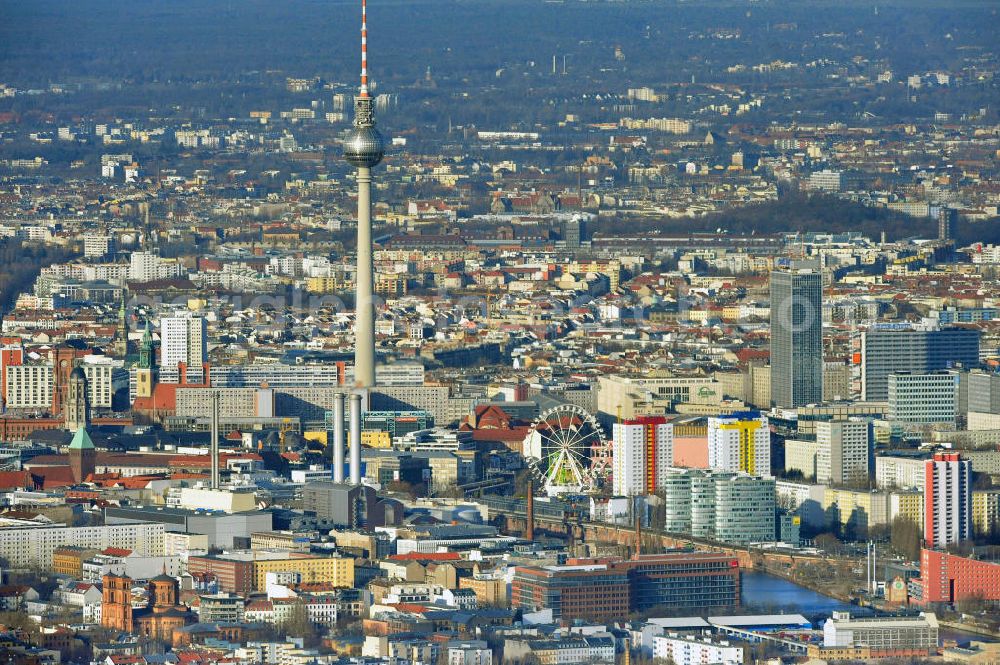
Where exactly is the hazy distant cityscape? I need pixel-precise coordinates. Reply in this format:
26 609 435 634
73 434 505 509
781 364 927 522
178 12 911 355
0 1 999 664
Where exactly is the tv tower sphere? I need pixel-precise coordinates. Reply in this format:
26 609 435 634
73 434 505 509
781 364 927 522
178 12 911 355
343 124 384 168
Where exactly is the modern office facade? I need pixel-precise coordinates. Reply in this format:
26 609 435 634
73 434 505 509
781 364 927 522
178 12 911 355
511 563 632 621
968 369 1000 415
661 469 776 545
770 269 823 408
625 553 740 613
887 371 958 424
859 325 979 401
511 553 740 620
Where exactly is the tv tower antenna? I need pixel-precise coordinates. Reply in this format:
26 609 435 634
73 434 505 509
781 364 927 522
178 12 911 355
343 0 385 389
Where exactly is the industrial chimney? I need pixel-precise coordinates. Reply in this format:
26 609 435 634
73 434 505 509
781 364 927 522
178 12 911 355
349 392 363 485
332 392 346 482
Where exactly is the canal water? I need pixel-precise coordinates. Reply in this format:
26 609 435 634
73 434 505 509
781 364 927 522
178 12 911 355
742 571 994 644
741 570 855 615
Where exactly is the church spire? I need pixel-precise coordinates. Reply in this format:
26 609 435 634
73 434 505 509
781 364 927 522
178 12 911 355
113 293 129 357
139 319 155 370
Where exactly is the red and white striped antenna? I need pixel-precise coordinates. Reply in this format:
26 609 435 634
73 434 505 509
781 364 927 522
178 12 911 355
359 0 370 98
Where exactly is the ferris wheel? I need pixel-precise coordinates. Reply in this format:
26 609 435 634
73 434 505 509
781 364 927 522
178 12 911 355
523 403 610 496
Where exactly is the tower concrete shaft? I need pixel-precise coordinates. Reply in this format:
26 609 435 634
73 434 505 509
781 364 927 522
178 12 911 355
210 390 220 489
355 166 376 388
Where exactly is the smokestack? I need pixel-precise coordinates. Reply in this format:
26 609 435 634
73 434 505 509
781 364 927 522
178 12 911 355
349 392 363 485
333 392 346 483
526 480 535 541
210 390 220 489
634 497 642 556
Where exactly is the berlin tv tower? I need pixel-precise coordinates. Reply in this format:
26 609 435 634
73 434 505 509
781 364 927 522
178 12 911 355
343 0 384 390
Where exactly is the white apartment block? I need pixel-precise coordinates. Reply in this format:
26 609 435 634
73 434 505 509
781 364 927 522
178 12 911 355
129 251 185 283
83 233 114 259
816 419 870 485
784 439 823 480
160 314 207 383
875 455 925 489
707 412 770 476
82 262 129 284
4 363 52 410
447 641 492 665
0 522 164 568
4 360 118 410
612 420 673 496
652 634 744 665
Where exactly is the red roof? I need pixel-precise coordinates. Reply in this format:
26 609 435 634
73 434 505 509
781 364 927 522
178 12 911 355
735 348 770 364
108 657 146 665
34 466 77 489
389 602 434 613
0 471 33 490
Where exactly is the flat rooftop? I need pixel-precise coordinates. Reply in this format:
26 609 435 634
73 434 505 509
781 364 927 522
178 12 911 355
708 614 810 627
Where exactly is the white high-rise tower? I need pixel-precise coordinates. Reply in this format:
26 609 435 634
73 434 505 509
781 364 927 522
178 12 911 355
343 0 384 389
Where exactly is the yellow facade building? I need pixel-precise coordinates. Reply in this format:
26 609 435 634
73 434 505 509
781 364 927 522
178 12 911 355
52 547 97 577
362 430 392 448
972 489 1000 535
822 488 889 530
305 276 340 294
889 490 924 529
251 553 354 590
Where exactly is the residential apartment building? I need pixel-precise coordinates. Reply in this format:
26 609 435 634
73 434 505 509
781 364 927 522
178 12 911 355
972 489 1000 536
876 455 926 489
924 452 972 547
612 416 673 495
707 411 770 475
915 548 1000 605
160 313 207 384
0 522 164 568
5 358 120 411
815 419 871 485
652 634 744 665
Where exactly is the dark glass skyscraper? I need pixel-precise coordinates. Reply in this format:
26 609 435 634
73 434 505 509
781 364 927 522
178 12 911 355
859 326 980 401
770 268 823 408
